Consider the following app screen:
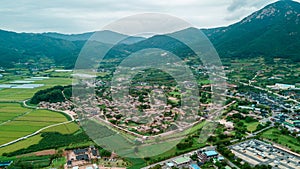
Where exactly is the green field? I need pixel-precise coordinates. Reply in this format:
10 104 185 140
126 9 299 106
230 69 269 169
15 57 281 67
241 120 259 132
44 157 66 169
0 122 80 155
0 103 69 145
42 122 79 134
0 134 43 155
0 103 30 123
260 128 300 152
0 77 72 102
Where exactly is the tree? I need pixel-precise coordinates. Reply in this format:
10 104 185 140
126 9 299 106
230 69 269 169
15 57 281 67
245 116 255 123
100 149 112 157
237 121 244 127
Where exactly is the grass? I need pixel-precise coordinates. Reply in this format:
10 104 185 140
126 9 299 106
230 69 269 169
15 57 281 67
260 128 300 152
198 79 211 85
0 103 69 145
127 158 147 169
0 77 72 102
152 121 207 142
43 157 66 169
42 122 80 134
241 120 259 132
98 159 128 168
8 155 53 168
85 118 207 168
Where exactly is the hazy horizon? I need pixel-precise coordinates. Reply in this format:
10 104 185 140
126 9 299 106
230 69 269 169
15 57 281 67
2 0 300 34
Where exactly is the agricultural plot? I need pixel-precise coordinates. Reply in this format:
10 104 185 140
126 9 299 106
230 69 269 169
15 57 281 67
0 103 30 123
42 122 80 134
0 77 72 102
0 123 80 155
0 104 69 145
0 134 43 155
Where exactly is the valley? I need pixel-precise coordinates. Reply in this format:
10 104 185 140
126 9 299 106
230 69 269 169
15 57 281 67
0 1 300 169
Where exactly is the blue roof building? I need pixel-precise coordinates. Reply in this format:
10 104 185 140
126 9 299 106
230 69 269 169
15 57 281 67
189 164 201 169
0 161 13 167
204 150 218 158
218 156 225 161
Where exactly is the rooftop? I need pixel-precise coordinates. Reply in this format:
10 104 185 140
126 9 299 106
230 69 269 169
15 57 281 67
173 156 191 165
166 162 174 167
0 161 13 167
190 164 201 169
204 150 218 157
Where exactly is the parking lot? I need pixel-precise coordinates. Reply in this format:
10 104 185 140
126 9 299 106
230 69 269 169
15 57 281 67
229 139 300 169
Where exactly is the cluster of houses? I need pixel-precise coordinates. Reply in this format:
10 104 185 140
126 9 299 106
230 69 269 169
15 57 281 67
39 101 74 111
66 146 100 168
95 86 201 135
271 113 300 133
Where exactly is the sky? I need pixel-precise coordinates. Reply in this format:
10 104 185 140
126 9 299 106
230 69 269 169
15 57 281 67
0 0 299 34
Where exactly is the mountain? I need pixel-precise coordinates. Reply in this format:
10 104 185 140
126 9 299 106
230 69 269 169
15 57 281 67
42 32 94 41
1 0 300 68
0 30 81 68
203 0 300 62
43 30 146 44
0 30 144 68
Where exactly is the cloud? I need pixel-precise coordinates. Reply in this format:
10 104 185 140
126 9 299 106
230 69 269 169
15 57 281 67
227 0 276 12
225 0 279 21
0 0 299 33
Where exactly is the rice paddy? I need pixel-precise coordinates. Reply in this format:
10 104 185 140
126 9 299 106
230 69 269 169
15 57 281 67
0 103 69 145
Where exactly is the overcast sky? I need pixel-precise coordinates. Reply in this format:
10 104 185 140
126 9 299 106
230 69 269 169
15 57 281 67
1 0 299 34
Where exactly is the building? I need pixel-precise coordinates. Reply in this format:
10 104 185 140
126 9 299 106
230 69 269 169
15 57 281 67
189 164 201 169
173 156 191 167
267 83 296 90
217 156 225 161
76 154 89 161
204 150 218 158
229 139 300 168
0 161 13 168
165 162 175 168
294 120 300 127
66 146 100 167
198 150 219 163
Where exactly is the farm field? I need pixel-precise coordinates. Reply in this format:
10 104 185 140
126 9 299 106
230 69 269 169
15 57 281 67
0 103 30 123
0 134 43 155
0 77 72 102
0 122 80 155
42 122 79 134
0 103 69 145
